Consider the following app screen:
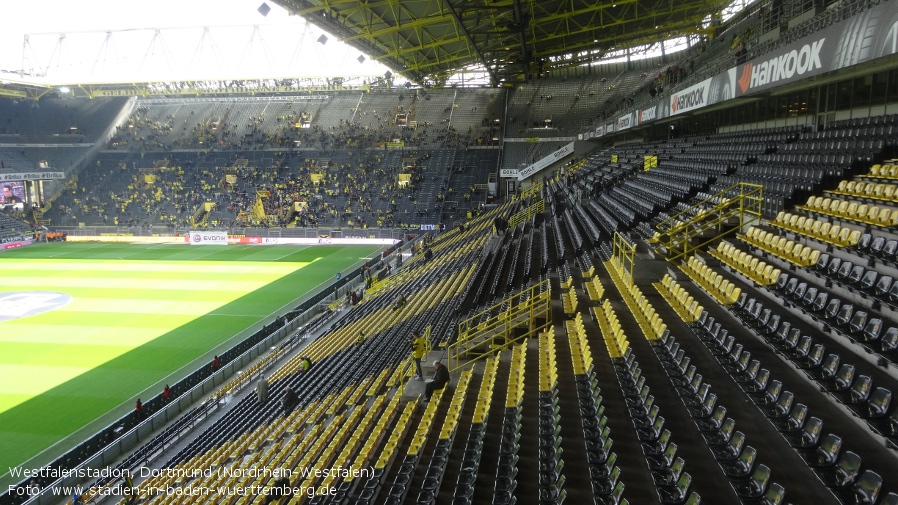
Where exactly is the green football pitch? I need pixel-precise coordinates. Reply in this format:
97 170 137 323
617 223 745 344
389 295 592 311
0 241 382 474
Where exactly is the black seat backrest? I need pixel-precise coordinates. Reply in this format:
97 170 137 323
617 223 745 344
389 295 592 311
806 344 826 367
888 282 898 303
862 319 882 341
827 256 842 275
874 276 893 297
802 287 818 306
870 236 886 254
884 240 898 259
849 311 868 332
859 270 878 290
848 265 865 284
822 352 841 371
835 304 855 325
824 298 842 319
836 261 853 280
882 327 898 352
812 291 829 312
853 470 883 504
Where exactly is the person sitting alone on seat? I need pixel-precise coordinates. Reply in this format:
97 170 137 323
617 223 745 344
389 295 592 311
393 293 407 311
424 360 450 401
357 332 365 344
281 386 299 416
299 356 313 372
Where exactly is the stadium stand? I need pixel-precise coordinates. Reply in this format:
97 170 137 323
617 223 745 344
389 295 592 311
6 0 898 504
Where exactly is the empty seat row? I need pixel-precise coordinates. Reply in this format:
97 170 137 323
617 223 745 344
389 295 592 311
770 211 863 248
593 301 697 505
738 227 822 267
828 180 898 204
797 196 898 228
566 313 625 504
709 241 781 286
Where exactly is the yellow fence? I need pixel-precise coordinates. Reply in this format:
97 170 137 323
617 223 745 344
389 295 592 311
654 182 763 262
448 278 552 372
507 199 545 229
518 180 543 201
613 231 637 281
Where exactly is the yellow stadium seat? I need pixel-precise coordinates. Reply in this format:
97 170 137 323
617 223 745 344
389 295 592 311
775 211 786 224
819 222 832 239
884 210 898 227
720 279 731 295
817 197 830 211
792 246 806 265
809 220 822 236
775 237 788 253
885 185 897 201
844 229 861 247
790 242 804 260
876 208 891 226
835 201 849 216
807 249 821 266
864 205 879 224
828 225 842 244
890 166 898 178
728 286 741 305
848 202 861 219
837 180 848 192
870 164 883 176
801 218 814 234
872 183 884 198
833 226 851 245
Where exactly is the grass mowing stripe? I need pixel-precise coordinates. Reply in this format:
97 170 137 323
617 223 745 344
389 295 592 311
0 243 381 475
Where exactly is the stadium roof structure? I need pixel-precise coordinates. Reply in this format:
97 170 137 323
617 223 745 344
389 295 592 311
273 0 730 86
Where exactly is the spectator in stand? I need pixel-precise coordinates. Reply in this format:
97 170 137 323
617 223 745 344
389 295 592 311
735 41 748 65
411 331 426 380
134 399 144 420
424 361 450 402
281 386 299 416
256 376 269 404
162 384 171 403
393 293 407 311
211 355 220 371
